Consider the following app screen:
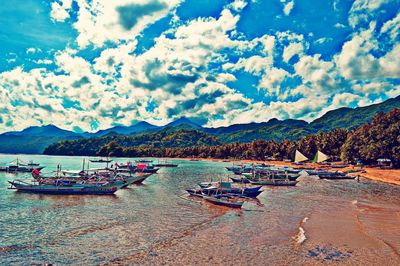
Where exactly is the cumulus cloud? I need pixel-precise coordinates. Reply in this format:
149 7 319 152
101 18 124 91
348 0 391 28
54 0 182 48
336 22 400 80
50 0 72 22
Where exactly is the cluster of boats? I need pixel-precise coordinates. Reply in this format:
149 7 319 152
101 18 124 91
8 159 178 195
186 162 357 209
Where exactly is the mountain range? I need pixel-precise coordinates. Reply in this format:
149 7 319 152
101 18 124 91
1 95 399 154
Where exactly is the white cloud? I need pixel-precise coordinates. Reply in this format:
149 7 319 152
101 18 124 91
50 0 72 22
349 0 391 28
26 47 41 54
334 23 346 29
283 1 294 16
35 59 53 65
53 0 182 48
336 22 400 79
282 42 303 62
381 12 400 41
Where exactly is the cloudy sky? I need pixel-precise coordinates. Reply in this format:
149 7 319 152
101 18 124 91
0 0 399 133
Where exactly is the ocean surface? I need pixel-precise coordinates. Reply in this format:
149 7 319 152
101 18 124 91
0 154 399 265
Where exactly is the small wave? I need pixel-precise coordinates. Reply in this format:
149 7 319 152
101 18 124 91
295 217 308 244
296 227 307 244
351 200 358 205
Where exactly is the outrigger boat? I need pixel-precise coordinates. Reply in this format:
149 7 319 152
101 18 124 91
8 180 120 195
242 172 300 181
249 179 298 186
153 160 178 167
89 158 113 163
318 172 356 180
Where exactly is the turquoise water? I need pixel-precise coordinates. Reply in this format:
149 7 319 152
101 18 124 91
0 154 399 265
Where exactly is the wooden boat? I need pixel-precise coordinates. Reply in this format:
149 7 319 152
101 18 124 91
186 189 204 198
202 195 244 208
135 159 153 163
89 158 113 163
8 180 120 195
200 182 262 198
242 172 300 181
0 165 45 173
249 179 298 186
153 160 178 167
230 177 250 183
318 173 356 180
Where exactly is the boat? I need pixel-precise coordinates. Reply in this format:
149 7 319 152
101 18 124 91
89 158 113 163
294 150 309 164
186 189 204 198
202 194 244 208
153 160 178 167
135 159 153 163
230 177 250 183
8 180 120 195
200 182 262 198
242 172 300 181
318 172 356 180
249 179 298 186
0 158 45 173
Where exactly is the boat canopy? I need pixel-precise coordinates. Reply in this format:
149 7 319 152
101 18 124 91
313 151 330 163
294 150 308 163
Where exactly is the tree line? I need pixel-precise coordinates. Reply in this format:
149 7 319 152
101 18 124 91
44 108 400 167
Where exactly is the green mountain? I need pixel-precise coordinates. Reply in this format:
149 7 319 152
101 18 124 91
44 128 221 156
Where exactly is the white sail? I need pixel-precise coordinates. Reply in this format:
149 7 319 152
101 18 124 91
317 151 329 163
294 150 308 163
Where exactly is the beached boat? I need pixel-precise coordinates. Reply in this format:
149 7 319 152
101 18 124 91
249 179 298 186
8 180 120 195
202 194 244 208
318 173 356 180
230 177 251 183
186 189 204 198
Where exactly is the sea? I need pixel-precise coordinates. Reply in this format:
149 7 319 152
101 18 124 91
0 154 399 265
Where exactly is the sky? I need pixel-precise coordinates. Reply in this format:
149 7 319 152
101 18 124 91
0 0 399 133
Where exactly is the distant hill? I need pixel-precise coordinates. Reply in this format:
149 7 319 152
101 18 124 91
216 119 311 143
0 125 81 154
1 95 399 154
92 121 158 136
163 117 202 129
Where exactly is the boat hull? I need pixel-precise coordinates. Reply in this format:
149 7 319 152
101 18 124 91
9 181 118 195
203 196 243 208
249 179 298 186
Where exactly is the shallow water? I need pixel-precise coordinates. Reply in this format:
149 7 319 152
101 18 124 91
0 154 399 265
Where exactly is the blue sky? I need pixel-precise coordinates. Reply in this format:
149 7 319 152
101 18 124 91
0 0 399 132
